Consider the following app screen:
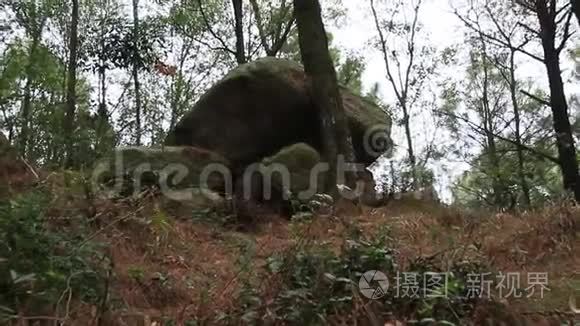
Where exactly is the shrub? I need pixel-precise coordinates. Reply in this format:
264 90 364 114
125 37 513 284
0 190 106 322
223 224 484 325
222 227 397 324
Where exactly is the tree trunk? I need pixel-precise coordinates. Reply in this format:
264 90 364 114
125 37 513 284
480 40 507 208
536 3 580 202
170 45 190 129
99 67 106 118
293 0 356 196
19 27 44 158
98 4 107 120
232 0 246 64
63 0 80 167
96 65 109 154
482 101 504 207
94 2 110 157
20 69 33 158
508 51 531 208
369 0 421 191
544 51 580 201
401 103 417 189
132 0 143 145
572 0 579 27
485 128 506 207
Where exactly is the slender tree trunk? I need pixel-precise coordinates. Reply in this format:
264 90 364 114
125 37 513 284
401 103 417 188
63 0 80 167
508 51 531 207
169 73 184 130
293 0 356 196
170 73 178 130
482 104 504 207
96 65 108 153
99 67 106 117
480 41 506 208
132 0 143 145
369 0 421 190
249 0 270 54
572 0 579 27
19 28 43 158
482 118 505 208
98 4 107 119
485 127 505 207
536 4 580 202
20 74 33 158
170 45 190 129
95 2 110 157
232 0 246 64
544 51 580 201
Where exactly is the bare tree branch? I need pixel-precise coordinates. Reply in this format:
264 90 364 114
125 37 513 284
454 8 545 63
520 89 551 107
370 0 404 102
250 0 295 57
197 0 236 56
556 10 574 53
272 15 295 56
249 0 272 54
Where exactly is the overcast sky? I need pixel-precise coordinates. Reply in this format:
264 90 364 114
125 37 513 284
333 0 578 99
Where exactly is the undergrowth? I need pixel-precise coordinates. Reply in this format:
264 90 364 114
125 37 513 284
0 189 108 323
1 180 576 325
218 222 485 325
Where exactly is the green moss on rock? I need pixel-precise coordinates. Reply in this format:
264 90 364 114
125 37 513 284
261 143 325 196
222 57 304 82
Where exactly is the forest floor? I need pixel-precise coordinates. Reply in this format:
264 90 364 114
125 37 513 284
2 171 580 325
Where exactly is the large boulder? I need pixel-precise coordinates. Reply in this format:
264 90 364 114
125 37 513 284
166 58 393 170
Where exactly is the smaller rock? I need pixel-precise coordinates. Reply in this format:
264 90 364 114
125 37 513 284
260 142 325 197
92 146 230 197
233 143 325 222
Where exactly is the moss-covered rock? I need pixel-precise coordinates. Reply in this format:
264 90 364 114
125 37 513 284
166 57 393 169
260 142 325 196
92 146 230 197
232 143 324 221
